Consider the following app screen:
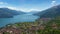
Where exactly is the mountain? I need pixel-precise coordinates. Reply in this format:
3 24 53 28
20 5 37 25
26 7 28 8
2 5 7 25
34 5 60 18
0 8 25 18
27 11 40 14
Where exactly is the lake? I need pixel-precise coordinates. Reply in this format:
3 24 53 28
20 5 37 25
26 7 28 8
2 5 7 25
0 14 39 27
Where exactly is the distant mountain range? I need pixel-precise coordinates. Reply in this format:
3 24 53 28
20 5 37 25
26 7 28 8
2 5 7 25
0 5 60 18
27 11 40 14
34 5 60 18
0 8 25 18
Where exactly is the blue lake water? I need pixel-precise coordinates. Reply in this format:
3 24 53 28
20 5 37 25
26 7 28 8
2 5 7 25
0 14 39 27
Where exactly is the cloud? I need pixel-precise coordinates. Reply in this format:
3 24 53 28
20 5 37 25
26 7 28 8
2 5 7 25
7 6 17 10
7 6 41 12
51 0 56 5
6 6 21 11
0 2 8 5
0 5 40 12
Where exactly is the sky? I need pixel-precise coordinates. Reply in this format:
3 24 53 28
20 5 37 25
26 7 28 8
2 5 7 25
0 0 60 12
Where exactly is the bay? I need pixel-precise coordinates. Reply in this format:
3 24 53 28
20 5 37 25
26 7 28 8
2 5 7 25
0 14 39 27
